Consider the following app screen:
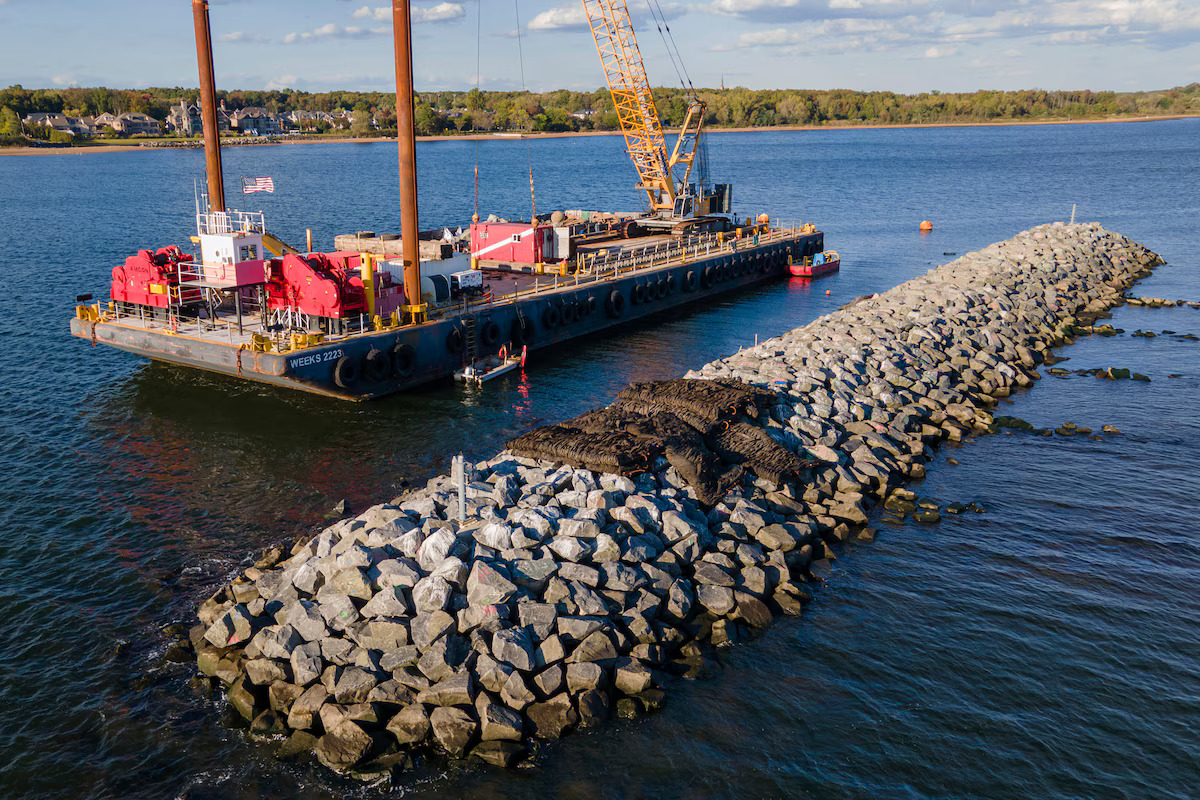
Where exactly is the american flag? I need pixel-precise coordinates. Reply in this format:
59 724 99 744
242 176 275 194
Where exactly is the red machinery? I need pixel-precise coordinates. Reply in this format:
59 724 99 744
111 246 198 309
264 251 406 323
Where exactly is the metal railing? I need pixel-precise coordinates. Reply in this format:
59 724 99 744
196 208 266 236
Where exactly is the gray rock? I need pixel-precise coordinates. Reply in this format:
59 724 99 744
286 600 329 642
417 634 466 682
316 591 360 633
566 661 606 693
204 604 255 648
663 578 694 621
576 688 610 727
244 658 289 686
474 652 515 693
369 558 421 590
416 672 475 706
287 684 328 729
255 623 304 659
696 583 736 616
290 641 324 686
411 610 456 651
466 561 518 607
474 521 514 551
416 528 457 573
526 692 578 739
412 575 453 613
360 586 410 618
511 558 559 592
314 720 372 773
492 627 536 671
501 671 536 711
567 630 618 665
471 740 526 768
430 706 477 756
476 694 525 741
331 568 373 601
386 702 431 745
613 657 653 695
518 602 558 640
348 618 409 651
533 664 565 698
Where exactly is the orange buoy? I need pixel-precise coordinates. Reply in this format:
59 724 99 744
825 290 831 296
920 220 933 232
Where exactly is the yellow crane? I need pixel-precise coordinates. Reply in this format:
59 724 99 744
581 0 719 218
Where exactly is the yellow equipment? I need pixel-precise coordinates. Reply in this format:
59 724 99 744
582 0 706 214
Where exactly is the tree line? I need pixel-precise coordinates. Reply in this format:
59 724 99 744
2 83 1197 144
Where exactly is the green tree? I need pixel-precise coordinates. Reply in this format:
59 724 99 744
350 101 372 136
0 106 20 136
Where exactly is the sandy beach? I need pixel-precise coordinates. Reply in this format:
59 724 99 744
2 113 1195 157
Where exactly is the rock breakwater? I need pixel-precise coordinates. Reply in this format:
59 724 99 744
188 222 1161 780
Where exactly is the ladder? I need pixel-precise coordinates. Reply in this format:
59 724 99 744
464 316 479 363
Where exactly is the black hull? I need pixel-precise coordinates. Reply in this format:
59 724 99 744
71 232 823 400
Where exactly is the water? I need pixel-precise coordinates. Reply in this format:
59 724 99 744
1 120 1198 800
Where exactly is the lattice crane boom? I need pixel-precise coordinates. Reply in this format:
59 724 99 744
582 0 705 213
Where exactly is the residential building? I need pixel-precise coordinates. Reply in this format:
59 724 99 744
166 100 202 136
113 112 161 136
228 106 282 135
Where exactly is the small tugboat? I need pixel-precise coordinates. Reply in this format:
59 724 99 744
69 0 827 401
455 346 524 385
789 250 840 278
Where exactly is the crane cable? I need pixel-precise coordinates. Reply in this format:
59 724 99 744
513 0 537 222
644 0 694 94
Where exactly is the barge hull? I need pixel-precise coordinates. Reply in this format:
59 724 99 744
72 231 823 400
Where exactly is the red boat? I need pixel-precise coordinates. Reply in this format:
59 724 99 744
790 249 840 277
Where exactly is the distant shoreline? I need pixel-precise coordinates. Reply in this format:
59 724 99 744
2 113 1196 157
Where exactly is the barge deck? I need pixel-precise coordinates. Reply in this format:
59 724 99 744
72 224 823 400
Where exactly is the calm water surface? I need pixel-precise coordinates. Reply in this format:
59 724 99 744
0 121 1197 799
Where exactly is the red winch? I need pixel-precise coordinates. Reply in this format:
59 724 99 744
110 246 197 309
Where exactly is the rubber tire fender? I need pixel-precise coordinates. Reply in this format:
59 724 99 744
701 265 715 289
685 270 699 291
333 354 360 389
666 274 677 293
446 327 464 355
481 320 501 346
512 316 535 345
606 289 626 317
633 283 646 304
391 342 416 378
364 348 391 382
656 278 668 299
542 304 561 329
561 301 577 326
585 295 597 315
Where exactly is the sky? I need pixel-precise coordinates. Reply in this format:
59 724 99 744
0 0 1198 95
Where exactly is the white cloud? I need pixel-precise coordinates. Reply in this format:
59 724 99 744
529 6 589 31
282 23 389 44
265 75 299 90
726 0 1200 58
352 2 464 24
220 31 269 43
711 0 931 22
530 2 686 32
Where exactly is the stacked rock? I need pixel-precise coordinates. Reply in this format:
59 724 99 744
191 222 1161 778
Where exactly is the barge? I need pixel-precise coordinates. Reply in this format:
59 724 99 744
71 211 823 400
70 0 828 401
